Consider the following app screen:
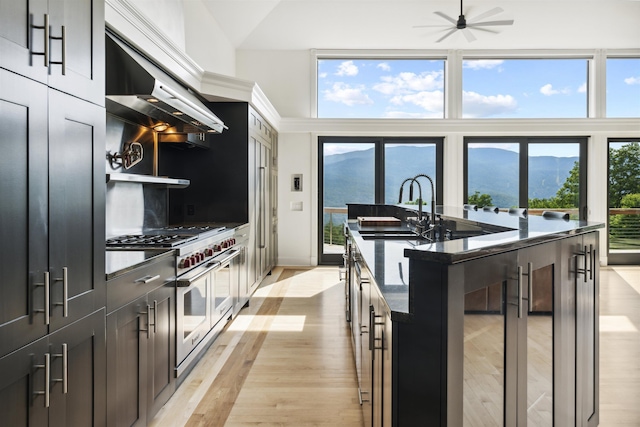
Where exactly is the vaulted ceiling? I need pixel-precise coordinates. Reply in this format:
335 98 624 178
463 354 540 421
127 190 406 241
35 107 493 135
200 0 640 50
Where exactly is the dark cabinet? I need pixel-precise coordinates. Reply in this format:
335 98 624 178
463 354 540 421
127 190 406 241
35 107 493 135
106 283 176 427
0 0 105 106
0 70 105 358
0 309 106 427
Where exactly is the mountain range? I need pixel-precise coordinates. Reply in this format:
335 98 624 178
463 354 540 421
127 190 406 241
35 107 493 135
323 146 578 211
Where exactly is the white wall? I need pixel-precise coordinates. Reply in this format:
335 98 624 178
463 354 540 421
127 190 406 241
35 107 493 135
183 0 236 76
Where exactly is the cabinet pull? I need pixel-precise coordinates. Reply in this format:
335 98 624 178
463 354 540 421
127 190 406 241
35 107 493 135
35 272 51 325
135 274 160 284
523 262 533 313
33 353 51 408
53 267 68 317
574 246 588 283
49 25 66 75
589 244 595 280
52 343 68 394
151 300 158 334
31 14 49 66
259 166 266 249
139 305 151 339
359 389 370 404
517 266 524 318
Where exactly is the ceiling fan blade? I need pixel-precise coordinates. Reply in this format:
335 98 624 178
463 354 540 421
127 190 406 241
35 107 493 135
461 28 477 42
436 28 458 43
469 7 504 23
469 26 500 34
413 24 453 28
434 11 457 25
468 19 514 27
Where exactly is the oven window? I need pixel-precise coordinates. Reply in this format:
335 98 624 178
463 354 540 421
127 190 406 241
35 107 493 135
214 264 231 308
183 278 209 338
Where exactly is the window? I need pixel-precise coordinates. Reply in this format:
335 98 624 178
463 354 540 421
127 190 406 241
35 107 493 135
606 58 640 118
318 137 443 264
608 139 640 264
462 59 588 118
465 137 587 219
317 58 445 118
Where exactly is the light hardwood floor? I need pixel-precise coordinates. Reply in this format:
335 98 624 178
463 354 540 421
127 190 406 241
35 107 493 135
149 266 639 427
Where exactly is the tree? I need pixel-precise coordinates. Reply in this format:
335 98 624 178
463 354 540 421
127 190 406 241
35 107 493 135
609 142 640 208
468 191 493 207
529 161 580 209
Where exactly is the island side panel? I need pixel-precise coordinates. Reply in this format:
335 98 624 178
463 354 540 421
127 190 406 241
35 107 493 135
393 260 446 426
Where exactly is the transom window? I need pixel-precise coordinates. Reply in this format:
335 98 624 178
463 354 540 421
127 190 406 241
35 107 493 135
462 59 589 118
606 58 640 118
317 59 445 119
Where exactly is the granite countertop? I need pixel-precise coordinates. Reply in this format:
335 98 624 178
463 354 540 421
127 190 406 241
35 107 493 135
347 205 605 321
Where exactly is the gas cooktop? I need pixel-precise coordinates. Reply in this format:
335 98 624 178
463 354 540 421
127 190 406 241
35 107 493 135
106 234 198 248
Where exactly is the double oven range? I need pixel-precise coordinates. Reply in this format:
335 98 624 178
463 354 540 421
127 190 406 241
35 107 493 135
106 223 248 377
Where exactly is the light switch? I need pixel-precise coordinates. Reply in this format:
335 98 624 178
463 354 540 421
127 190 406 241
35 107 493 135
290 201 303 211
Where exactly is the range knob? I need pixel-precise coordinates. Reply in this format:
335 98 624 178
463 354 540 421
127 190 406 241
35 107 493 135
205 248 213 257
181 258 191 268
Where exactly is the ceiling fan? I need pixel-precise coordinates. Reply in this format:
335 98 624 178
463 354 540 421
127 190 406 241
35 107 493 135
413 0 514 43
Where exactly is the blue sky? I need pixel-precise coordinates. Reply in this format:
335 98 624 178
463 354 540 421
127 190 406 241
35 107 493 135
317 58 640 119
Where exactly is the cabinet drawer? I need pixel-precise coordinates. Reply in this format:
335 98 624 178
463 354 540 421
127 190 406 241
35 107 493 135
107 254 174 313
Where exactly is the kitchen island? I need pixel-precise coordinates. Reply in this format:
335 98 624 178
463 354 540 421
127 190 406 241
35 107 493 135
345 204 604 427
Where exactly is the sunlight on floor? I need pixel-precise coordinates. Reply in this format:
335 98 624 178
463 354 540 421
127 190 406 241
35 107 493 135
226 314 307 332
600 315 638 332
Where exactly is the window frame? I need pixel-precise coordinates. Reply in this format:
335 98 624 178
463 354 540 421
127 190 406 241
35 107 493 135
318 136 444 265
463 136 588 219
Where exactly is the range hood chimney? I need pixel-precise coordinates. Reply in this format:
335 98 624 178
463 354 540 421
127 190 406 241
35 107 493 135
105 32 226 134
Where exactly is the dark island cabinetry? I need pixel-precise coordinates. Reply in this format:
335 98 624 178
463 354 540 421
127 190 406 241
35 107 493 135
345 204 603 426
0 0 106 424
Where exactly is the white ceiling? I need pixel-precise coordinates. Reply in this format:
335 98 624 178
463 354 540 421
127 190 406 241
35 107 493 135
200 0 640 51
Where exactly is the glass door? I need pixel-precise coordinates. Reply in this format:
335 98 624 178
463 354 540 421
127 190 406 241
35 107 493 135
318 138 377 264
465 137 587 219
608 139 640 264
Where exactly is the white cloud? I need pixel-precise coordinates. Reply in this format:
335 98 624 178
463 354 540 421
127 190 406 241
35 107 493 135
463 60 504 70
335 60 358 76
462 91 518 118
323 82 373 106
373 71 444 95
624 76 640 85
540 83 571 96
377 62 391 72
578 82 587 93
389 91 444 113
318 72 327 78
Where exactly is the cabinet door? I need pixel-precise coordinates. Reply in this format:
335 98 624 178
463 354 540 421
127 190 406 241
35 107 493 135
575 232 599 427
146 284 176 420
0 0 49 83
0 336 49 426
48 89 105 332
106 295 149 427
47 0 105 105
0 70 49 357
517 242 560 427
49 309 106 427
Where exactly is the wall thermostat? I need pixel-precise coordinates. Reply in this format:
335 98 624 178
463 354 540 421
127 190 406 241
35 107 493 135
291 174 303 192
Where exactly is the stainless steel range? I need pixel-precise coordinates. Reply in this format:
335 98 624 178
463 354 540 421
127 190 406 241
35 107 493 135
106 223 249 378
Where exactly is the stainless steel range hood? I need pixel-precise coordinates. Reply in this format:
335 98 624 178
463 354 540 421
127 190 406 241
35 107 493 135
106 32 226 134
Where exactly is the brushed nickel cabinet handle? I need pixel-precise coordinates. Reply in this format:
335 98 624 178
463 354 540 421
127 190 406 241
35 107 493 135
35 272 51 325
517 266 523 318
526 262 533 313
52 343 68 394
49 25 66 75
53 267 68 317
31 14 49 66
33 353 51 407
135 274 160 284
139 305 151 339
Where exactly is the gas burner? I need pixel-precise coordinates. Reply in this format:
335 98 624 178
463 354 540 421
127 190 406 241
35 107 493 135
163 225 226 233
106 234 198 248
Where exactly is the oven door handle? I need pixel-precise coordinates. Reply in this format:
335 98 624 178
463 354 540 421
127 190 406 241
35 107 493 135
176 261 221 287
212 249 240 266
